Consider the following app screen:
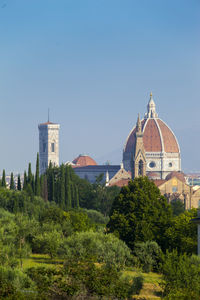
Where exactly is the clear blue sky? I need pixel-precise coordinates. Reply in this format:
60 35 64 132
0 0 199 174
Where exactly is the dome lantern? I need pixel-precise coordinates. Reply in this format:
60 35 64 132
145 92 158 119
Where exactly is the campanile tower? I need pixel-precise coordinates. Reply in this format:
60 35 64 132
38 121 60 174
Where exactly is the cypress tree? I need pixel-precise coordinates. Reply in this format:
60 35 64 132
47 163 55 202
31 174 35 195
35 153 40 196
51 171 55 202
2 170 6 188
65 166 72 209
28 163 32 184
71 182 75 208
75 185 79 209
60 164 65 208
10 172 15 190
17 174 21 191
23 171 27 190
41 175 48 201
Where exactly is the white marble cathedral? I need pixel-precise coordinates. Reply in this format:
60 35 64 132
38 121 60 174
123 93 181 180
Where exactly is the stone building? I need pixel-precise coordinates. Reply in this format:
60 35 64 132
66 154 120 184
38 121 60 174
123 93 181 179
108 163 131 187
108 170 200 209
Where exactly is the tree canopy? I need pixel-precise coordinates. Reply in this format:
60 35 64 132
107 176 173 250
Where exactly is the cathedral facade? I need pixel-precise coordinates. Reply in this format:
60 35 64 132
123 93 181 180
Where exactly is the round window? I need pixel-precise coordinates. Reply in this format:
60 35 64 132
149 161 156 168
168 162 173 167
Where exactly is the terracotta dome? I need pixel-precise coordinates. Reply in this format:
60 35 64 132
165 171 185 183
123 93 181 179
72 154 97 167
124 118 179 153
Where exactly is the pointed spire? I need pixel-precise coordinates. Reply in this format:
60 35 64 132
105 170 109 187
136 113 142 133
48 108 50 122
144 92 158 119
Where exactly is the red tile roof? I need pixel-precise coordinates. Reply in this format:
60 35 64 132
153 179 166 187
109 178 130 187
165 171 186 183
39 121 56 126
72 155 97 167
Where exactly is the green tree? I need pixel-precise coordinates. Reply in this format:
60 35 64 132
47 162 55 202
170 199 185 216
23 171 27 190
1 169 6 188
165 209 197 254
74 185 79 208
10 172 15 190
17 174 21 191
161 251 200 299
27 162 34 195
107 177 173 251
60 164 65 208
35 153 40 196
14 214 34 268
40 174 48 201
65 166 72 209
133 241 163 273
59 231 132 270
33 229 63 259
0 266 33 298
27 263 138 300
28 163 32 184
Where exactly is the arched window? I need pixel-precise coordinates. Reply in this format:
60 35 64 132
138 160 144 176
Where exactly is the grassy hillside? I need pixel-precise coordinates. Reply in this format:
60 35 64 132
22 255 163 299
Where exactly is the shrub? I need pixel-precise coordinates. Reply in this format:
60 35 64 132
161 250 200 299
133 241 163 273
131 275 144 295
59 231 132 270
0 266 34 299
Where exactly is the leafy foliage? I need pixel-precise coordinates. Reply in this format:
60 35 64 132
107 177 173 250
133 241 163 273
161 251 200 299
170 198 185 216
165 209 197 254
27 263 139 299
59 231 132 270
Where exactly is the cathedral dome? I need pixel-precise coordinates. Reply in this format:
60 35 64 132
72 154 97 167
123 93 181 179
124 117 180 154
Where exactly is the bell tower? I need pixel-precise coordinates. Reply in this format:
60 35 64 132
38 120 60 175
133 114 146 178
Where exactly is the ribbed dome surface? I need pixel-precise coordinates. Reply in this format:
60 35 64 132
72 155 97 167
124 118 179 154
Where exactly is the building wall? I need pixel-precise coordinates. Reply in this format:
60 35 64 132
191 189 200 209
74 165 120 183
124 151 181 180
157 177 197 210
